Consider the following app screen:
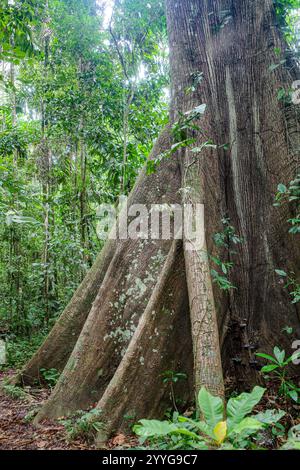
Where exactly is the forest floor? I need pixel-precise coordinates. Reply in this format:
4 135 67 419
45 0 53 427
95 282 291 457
0 370 92 450
2 369 300 450
0 370 136 450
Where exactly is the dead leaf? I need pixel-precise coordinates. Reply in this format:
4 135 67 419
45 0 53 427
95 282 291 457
111 433 126 446
37 440 47 448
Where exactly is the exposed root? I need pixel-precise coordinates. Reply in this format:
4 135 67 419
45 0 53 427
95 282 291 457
94 240 193 445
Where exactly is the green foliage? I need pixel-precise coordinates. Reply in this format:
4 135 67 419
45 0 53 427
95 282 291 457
61 408 103 442
0 122 40 158
161 371 187 385
274 175 300 234
23 407 39 422
133 386 288 450
213 217 244 249
256 346 300 403
5 333 46 368
281 424 300 449
0 0 168 340
173 104 207 138
282 325 294 335
2 383 28 400
198 387 224 429
226 387 265 426
210 269 236 291
0 0 44 63
275 269 300 304
146 104 209 175
40 367 59 388
273 174 300 306
274 0 300 45
161 370 187 412
277 86 293 103
210 218 243 291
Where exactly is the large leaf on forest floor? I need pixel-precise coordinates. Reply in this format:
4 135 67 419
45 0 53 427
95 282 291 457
198 387 224 429
254 409 285 424
226 386 265 429
133 420 177 438
227 417 263 437
213 421 227 444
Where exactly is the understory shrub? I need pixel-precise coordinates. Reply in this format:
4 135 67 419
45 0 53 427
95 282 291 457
134 386 300 450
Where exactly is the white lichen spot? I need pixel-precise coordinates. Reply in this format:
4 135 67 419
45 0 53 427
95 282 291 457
127 278 147 299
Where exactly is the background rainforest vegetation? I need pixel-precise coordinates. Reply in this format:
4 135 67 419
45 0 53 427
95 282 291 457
0 0 168 362
0 0 300 451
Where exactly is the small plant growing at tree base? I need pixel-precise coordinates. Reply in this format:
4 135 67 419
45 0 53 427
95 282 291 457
60 408 103 442
161 370 187 412
275 269 300 304
210 218 244 292
40 368 60 388
134 386 287 450
256 346 300 403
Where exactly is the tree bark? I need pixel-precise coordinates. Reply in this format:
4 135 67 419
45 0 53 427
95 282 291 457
33 129 186 421
94 239 193 444
15 128 174 386
166 0 299 388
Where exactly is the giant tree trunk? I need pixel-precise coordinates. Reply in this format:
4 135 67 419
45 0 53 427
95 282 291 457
14 0 299 442
166 0 300 387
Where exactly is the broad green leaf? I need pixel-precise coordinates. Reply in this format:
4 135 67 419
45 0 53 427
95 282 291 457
256 352 278 363
287 390 298 402
287 350 300 363
261 364 279 373
133 418 207 443
288 424 300 440
133 419 177 437
282 326 293 335
198 387 224 429
273 346 285 364
173 427 202 441
191 141 217 153
275 269 287 277
213 421 227 445
192 104 207 115
178 416 214 439
219 442 235 450
255 409 286 424
226 386 265 428
228 417 263 436
277 183 287 193
189 441 209 450
281 439 300 450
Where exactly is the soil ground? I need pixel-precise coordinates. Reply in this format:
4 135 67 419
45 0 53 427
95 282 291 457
0 370 137 450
